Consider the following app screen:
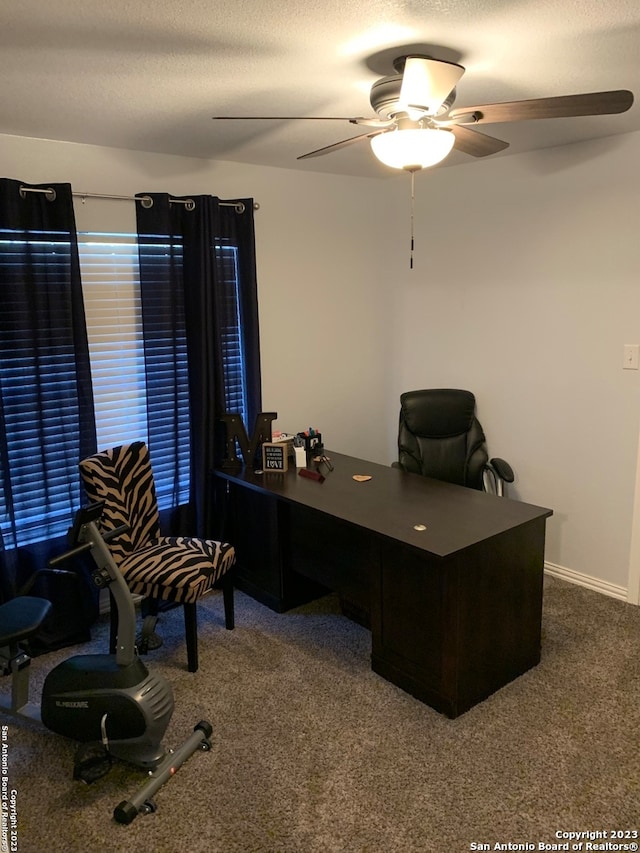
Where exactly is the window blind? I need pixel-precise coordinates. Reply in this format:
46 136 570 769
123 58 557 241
129 234 191 507
0 231 85 546
1 229 249 546
78 233 248 508
216 244 249 423
77 235 148 446
78 232 191 508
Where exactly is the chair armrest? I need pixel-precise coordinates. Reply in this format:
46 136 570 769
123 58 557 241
488 457 514 483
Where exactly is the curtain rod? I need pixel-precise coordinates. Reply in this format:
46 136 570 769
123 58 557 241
18 186 259 214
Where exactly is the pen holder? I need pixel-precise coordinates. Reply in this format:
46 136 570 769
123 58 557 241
298 432 322 456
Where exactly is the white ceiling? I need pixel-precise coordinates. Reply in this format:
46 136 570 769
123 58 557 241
1 0 639 179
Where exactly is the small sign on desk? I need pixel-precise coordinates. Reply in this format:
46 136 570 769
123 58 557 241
262 442 288 472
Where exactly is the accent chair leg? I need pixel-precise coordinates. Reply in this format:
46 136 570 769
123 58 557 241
222 574 235 630
183 602 198 673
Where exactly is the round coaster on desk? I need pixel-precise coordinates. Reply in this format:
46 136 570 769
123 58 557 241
353 474 372 482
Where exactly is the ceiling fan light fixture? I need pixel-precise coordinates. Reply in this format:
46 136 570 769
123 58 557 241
370 128 455 170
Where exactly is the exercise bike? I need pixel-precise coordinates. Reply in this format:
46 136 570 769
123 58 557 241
0 501 213 825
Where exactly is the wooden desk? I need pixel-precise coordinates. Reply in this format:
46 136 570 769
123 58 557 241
214 452 552 718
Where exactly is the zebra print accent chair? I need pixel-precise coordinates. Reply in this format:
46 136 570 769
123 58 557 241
79 441 236 672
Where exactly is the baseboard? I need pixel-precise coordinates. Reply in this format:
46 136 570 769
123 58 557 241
544 561 628 602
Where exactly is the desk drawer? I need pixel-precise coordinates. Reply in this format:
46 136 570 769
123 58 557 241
226 484 328 612
286 504 373 618
227 485 282 604
372 542 449 690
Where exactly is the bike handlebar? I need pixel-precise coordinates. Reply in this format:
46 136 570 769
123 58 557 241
47 523 130 567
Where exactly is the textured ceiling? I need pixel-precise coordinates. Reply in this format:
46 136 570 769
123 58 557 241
1 0 638 178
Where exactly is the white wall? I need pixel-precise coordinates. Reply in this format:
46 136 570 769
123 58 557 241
3 129 640 596
381 132 640 593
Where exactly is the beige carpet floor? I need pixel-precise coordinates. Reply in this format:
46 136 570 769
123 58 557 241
5 575 640 853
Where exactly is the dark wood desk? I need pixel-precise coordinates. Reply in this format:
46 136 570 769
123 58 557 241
214 452 552 718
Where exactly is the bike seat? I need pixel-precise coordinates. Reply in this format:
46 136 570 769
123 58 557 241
0 597 52 647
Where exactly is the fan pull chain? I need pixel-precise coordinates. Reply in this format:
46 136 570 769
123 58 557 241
405 166 420 270
410 169 416 269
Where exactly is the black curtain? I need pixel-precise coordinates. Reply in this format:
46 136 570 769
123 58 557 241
135 193 261 537
0 178 97 604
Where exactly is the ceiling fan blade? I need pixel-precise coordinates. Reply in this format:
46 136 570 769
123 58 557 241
351 117 395 128
451 125 510 157
399 56 465 115
449 90 634 124
212 115 389 126
213 115 357 121
297 131 384 160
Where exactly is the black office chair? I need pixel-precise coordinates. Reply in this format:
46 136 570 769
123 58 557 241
395 389 514 495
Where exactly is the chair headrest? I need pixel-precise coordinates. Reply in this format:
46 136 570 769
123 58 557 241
400 389 477 438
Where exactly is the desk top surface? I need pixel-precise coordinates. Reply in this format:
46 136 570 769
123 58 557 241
215 451 553 559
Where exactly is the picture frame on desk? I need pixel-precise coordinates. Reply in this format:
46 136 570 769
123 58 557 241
262 442 288 472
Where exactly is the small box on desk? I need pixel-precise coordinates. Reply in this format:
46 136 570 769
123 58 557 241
262 442 288 472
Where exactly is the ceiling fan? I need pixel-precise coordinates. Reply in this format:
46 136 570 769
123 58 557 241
213 55 634 171
214 56 633 267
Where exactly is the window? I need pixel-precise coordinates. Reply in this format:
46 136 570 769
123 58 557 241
78 232 191 508
0 230 86 546
78 235 148 447
1 230 248 546
216 242 249 421
78 232 249 510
